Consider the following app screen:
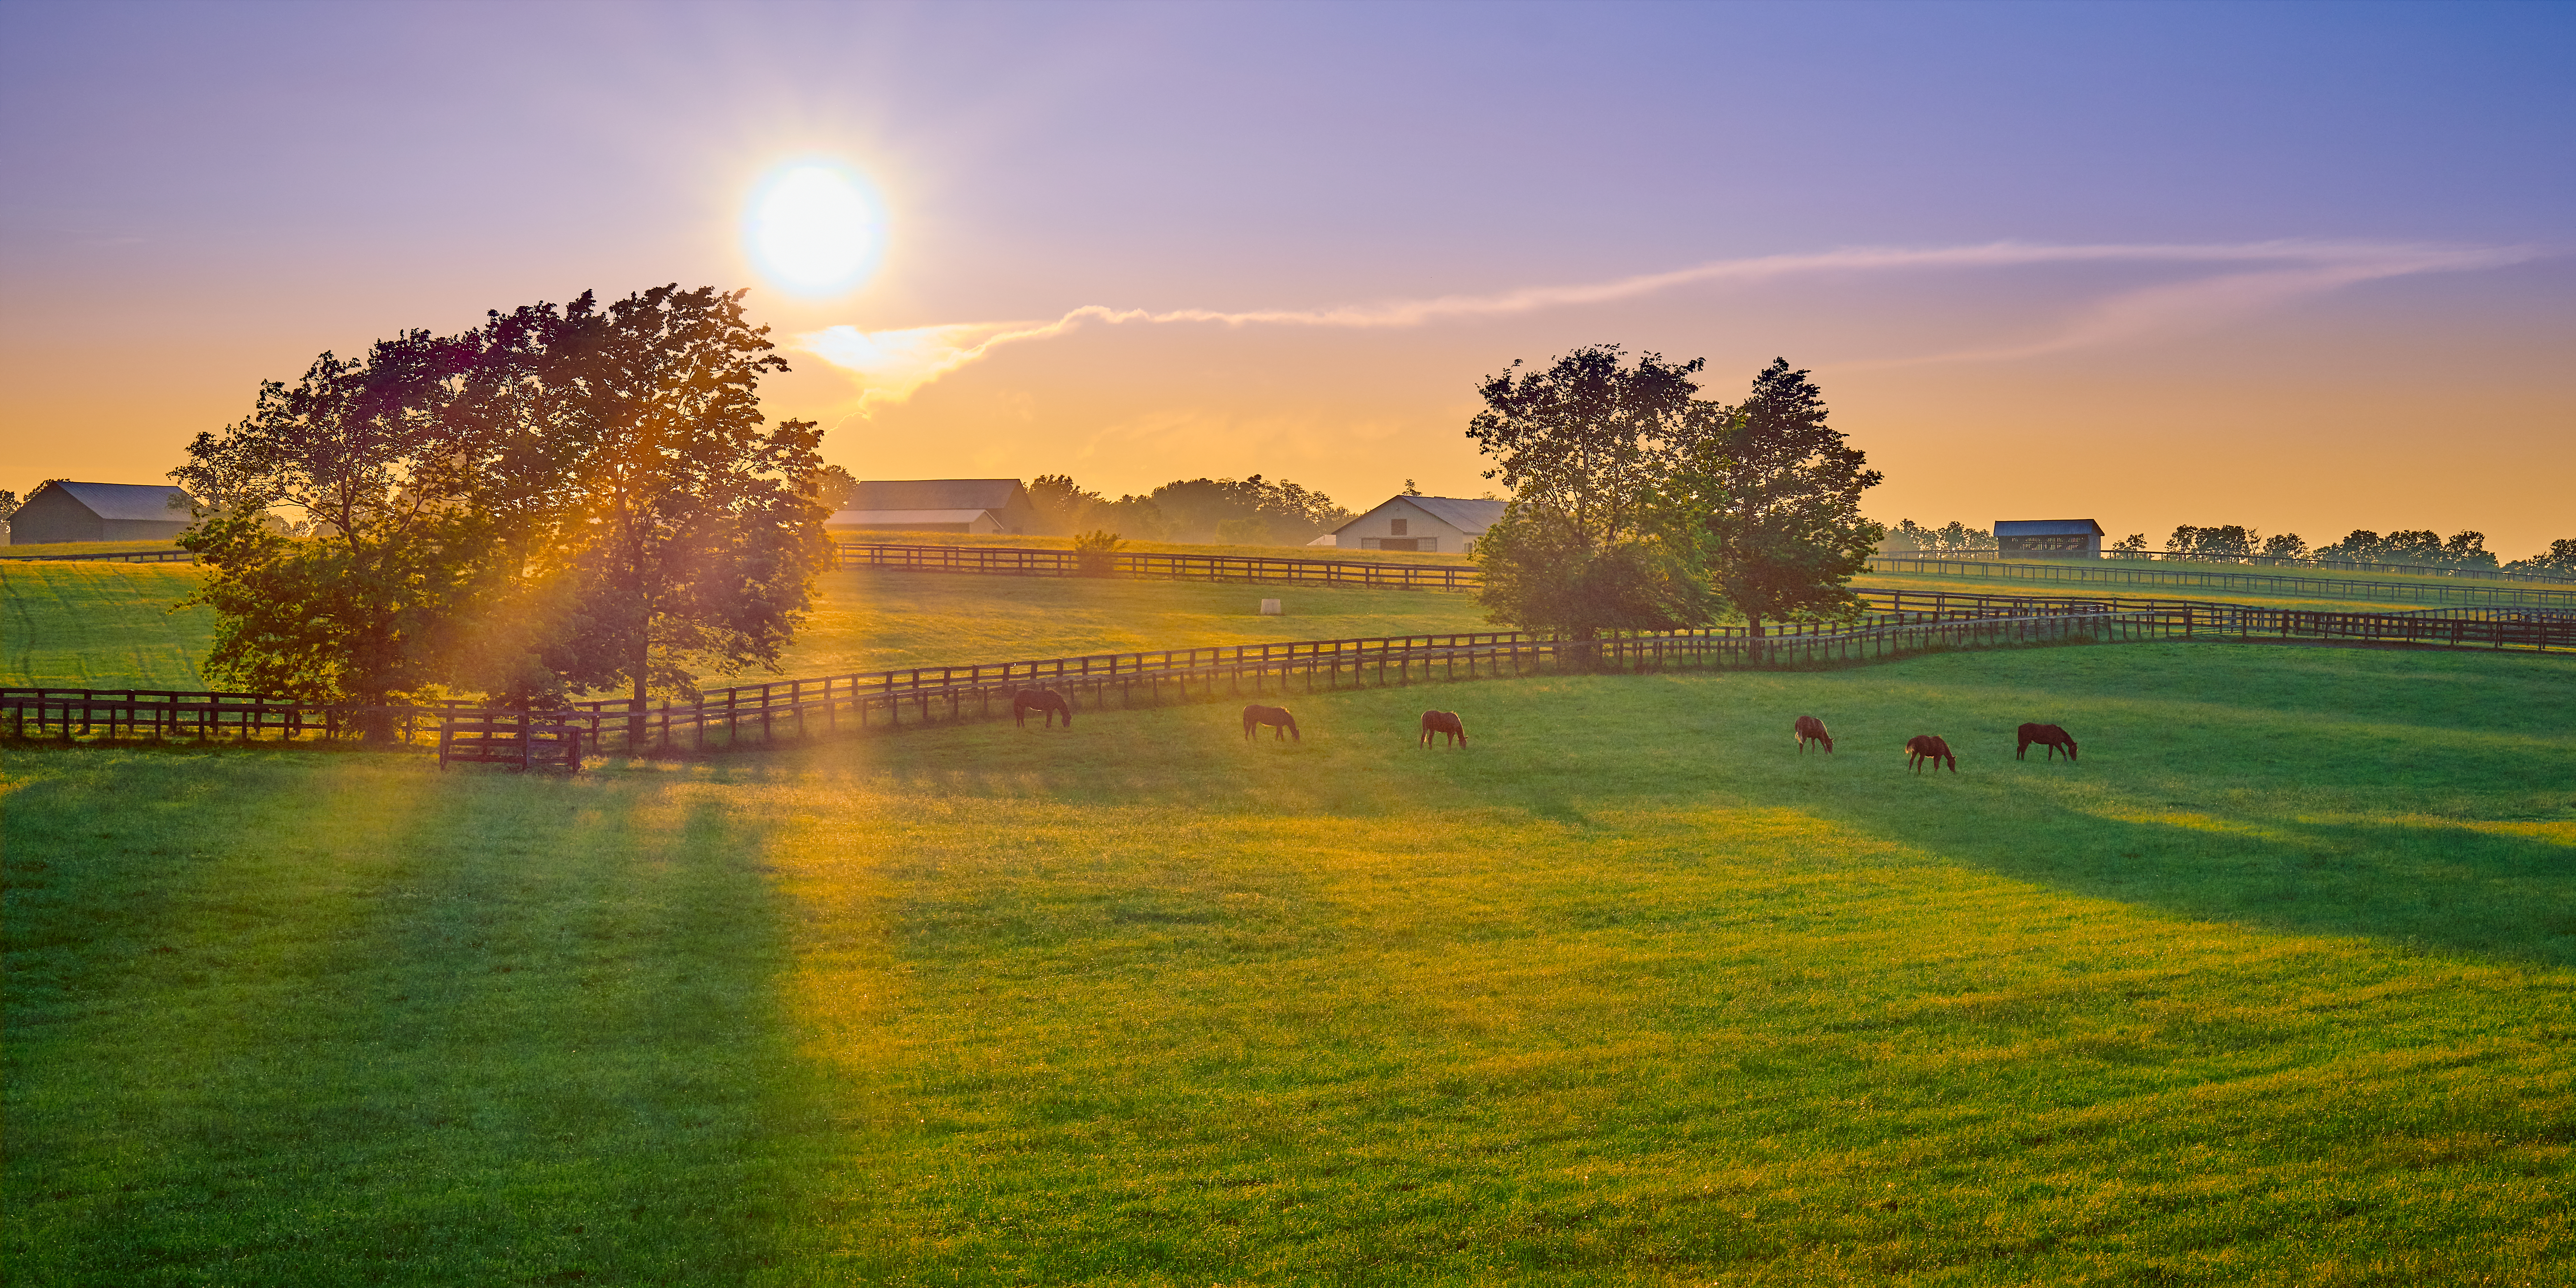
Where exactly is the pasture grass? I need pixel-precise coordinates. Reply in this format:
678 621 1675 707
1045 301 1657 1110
8 641 2572 1284
776 569 1495 675
0 540 185 559
0 562 212 690
1854 568 2561 614
831 530 1474 566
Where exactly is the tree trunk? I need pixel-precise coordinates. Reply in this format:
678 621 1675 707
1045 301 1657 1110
1748 614 1765 666
629 634 649 753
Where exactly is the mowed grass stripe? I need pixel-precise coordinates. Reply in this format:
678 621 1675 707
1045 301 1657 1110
8 642 2573 1283
0 562 212 691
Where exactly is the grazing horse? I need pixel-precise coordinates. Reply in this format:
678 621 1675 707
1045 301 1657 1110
1012 688 1072 729
1420 710 1467 747
1242 704 1300 742
2016 723 2078 762
1793 715 1833 753
1905 734 1956 774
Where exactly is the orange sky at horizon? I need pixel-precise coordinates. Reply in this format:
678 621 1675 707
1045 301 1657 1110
5 4 2570 556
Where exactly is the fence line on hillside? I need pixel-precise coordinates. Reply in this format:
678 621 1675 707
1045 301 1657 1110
1859 556 2576 609
0 549 197 564
9 595 2568 756
828 541 2576 610
831 541 1479 590
1898 547 2576 585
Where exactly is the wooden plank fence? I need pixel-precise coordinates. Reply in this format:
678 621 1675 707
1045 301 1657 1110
1860 555 2576 609
833 542 1479 591
10 593 2567 757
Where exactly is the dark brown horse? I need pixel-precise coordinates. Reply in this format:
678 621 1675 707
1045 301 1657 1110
1793 715 1833 753
1242 704 1300 741
1905 734 1956 774
2016 723 2077 761
1012 688 1072 728
1420 710 1467 747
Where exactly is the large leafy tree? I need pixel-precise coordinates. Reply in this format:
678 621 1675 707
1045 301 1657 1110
171 332 492 732
496 286 829 735
1466 345 1714 641
1674 359 1883 648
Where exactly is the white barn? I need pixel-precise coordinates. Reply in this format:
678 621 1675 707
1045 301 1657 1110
1326 495 1506 555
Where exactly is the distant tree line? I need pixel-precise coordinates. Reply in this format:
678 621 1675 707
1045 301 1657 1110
1879 517 2572 576
2136 525 2572 573
1464 347 1883 649
170 285 829 733
1023 474 1355 546
1879 519 1991 555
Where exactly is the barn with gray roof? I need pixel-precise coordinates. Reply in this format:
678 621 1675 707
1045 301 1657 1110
826 479 1041 535
1328 495 1507 554
9 481 200 544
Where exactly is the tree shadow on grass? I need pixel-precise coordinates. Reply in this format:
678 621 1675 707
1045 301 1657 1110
7 759 829 1287
1802 787 2576 969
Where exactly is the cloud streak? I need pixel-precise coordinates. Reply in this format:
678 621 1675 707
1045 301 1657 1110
799 239 2540 406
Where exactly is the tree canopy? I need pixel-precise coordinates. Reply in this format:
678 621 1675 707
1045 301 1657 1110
1466 349 1879 646
171 285 827 720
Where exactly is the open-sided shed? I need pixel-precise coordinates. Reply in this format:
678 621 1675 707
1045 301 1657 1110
1994 518 2104 559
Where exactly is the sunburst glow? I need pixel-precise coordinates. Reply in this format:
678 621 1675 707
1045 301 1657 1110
744 162 882 296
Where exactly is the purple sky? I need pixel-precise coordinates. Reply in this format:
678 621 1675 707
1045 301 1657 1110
4 1 2570 551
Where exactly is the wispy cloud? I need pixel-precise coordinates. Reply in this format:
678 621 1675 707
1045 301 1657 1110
799 239 2540 405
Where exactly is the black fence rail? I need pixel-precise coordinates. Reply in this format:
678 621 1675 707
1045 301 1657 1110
1862 555 2576 609
12 594 2566 756
0 548 197 564
833 541 1479 591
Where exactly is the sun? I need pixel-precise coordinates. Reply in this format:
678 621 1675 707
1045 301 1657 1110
744 161 882 297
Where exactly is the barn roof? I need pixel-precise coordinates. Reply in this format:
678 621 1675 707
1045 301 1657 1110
1334 495 1507 535
848 479 1025 511
826 509 996 526
41 481 199 521
1994 518 2104 537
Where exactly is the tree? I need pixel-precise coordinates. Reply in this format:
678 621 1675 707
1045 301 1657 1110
805 464 860 512
1465 345 1713 643
492 286 828 738
1881 519 1990 555
2509 538 2576 576
1144 474 1349 544
1027 474 1104 535
171 333 497 732
1473 503 1712 642
1678 359 1883 649
1467 344 1703 550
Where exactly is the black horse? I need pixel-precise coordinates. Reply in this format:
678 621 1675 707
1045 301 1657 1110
2016 723 2077 761
1012 688 1072 729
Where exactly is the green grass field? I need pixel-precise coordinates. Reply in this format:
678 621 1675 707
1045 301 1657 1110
1849 571 2455 616
11 555 2541 698
9 641 2571 1284
0 540 185 559
0 562 213 690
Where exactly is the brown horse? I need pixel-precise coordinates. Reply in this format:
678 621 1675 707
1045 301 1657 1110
1420 710 1467 747
1905 734 1956 774
2016 723 2077 761
1793 715 1833 753
1242 704 1300 741
1012 688 1072 728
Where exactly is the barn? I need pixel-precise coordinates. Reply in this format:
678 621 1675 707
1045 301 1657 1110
1995 518 2104 559
1326 495 1507 554
826 479 1041 535
8 481 200 545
